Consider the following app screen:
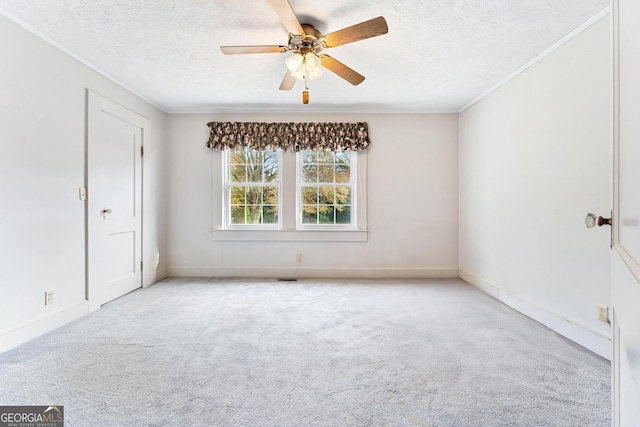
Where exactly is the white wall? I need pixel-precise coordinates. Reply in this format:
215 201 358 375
458 16 612 358
0 13 167 351
166 113 458 278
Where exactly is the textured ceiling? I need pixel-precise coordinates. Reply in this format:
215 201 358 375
0 0 608 113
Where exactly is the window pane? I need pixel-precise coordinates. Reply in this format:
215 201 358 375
230 186 246 204
230 205 245 224
318 186 335 205
336 186 351 204
230 165 246 182
318 165 334 183
316 151 335 164
335 151 350 164
263 205 278 224
318 206 335 224
336 206 351 224
244 151 262 182
263 186 278 205
335 163 350 183
263 152 279 182
246 150 263 165
302 165 317 183
246 205 262 224
302 186 318 204
245 186 262 204
302 206 317 224
245 165 263 183
302 151 316 164
230 151 246 165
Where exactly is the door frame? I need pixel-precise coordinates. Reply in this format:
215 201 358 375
86 90 148 312
611 0 640 423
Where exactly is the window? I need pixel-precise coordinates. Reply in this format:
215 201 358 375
215 149 367 241
298 150 355 228
224 148 281 227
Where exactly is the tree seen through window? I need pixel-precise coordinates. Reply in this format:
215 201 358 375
228 149 279 225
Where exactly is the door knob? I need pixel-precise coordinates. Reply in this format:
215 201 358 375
585 212 612 228
102 208 112 220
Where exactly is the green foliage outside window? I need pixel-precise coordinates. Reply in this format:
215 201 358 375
300 151 352 225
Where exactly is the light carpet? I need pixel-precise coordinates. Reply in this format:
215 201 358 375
0 278 610 426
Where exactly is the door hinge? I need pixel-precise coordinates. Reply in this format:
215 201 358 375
140 146 144 157
140 261 143 271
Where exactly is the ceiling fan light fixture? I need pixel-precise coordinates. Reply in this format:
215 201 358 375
291 68 305 80
285 53 304 72
305 52 321 71
308 68 322 80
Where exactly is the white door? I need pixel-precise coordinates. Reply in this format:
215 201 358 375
87 91 148 310
611 0 640 424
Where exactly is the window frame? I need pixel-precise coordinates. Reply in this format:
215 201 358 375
223 148 283 230
295 150 357 230
213 149 367 242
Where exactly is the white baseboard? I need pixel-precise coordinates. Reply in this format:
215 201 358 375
144 268 168 287
167 267 459 280
459 270 612 360
2 269 168 353
0 301 89 354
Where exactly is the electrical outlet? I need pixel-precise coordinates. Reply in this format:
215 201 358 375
597 304 609 323
295 253 302 263
45 289 55 306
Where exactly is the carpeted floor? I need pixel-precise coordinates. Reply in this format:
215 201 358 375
0 278 610 426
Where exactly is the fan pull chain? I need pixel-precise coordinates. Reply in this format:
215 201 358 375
303 71 310 104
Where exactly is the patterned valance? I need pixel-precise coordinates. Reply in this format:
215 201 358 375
206 121 370 151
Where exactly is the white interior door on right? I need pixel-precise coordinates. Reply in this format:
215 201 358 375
611 0 640 424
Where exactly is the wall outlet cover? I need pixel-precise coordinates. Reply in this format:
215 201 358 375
45 289 55 306
597 304 609 323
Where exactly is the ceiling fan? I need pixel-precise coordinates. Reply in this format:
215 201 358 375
220 0 388 104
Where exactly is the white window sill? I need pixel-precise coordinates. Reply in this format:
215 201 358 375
211 229 368 242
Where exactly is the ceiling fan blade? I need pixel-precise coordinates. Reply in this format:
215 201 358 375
320 55 365 86
220 45 288 55
268 0 304 35
279 70 297 90
323 16 388 48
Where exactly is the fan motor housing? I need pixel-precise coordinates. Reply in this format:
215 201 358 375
289 24 324 54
